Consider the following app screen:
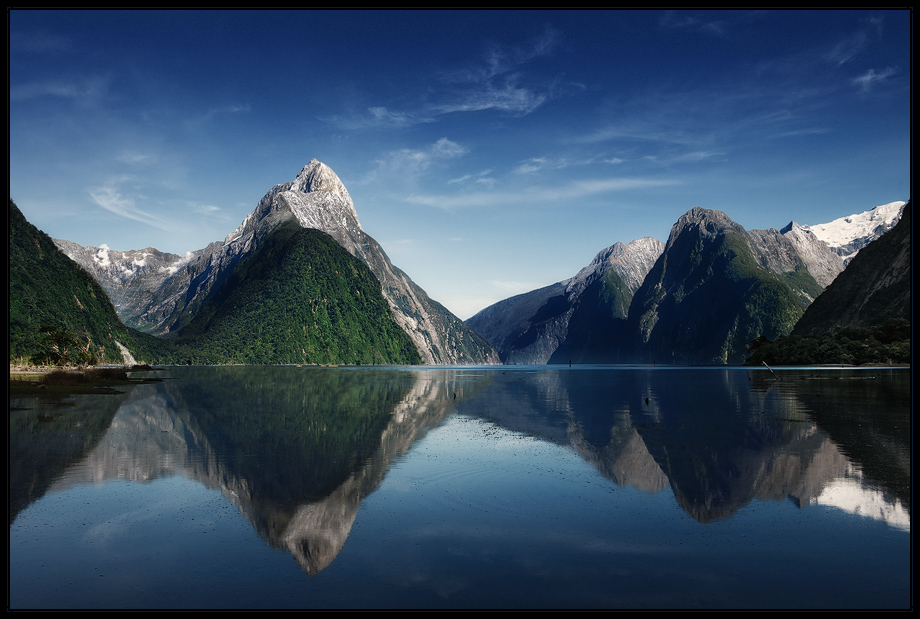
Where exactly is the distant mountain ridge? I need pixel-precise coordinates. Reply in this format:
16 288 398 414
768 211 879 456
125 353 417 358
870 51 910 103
31 161 907 367
469 200 903 365
54 160 499 365
467 237 664 364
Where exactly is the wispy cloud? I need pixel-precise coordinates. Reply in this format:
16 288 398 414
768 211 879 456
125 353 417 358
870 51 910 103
89 180 175 232
659 10 729 37
432 74 550 117
188 202 222 214
672 151 724 163
407 176 678 210
442 28 557 84
331 29 566 129
9 75 109 104
851 67 897 92
117 152 158 165
369 106 426 127
9 31 72 54
365 138 468 184
433 29 565 117
204 103 250 118
514 157 569 174
449 169 495 187
768 127 831 140
325 106 435 130
824 31 868 66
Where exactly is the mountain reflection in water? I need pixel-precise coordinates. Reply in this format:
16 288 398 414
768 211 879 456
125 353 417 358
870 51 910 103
9 366 910 609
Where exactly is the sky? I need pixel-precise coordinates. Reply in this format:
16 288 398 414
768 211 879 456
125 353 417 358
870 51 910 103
9 10 911 319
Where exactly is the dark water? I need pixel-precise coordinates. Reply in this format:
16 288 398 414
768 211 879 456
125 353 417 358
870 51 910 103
8 365 910 609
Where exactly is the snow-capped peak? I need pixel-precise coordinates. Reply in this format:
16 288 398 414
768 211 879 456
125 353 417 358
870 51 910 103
801 201 906 263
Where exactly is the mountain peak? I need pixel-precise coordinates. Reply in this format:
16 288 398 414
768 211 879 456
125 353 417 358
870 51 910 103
668 207 743 248
290 159 351 200
780 221 800 234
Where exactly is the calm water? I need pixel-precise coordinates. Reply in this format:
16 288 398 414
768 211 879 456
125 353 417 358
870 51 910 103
8 365 910 609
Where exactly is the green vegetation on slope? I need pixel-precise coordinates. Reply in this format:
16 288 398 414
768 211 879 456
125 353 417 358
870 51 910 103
9 199 170 365
170 220 421 365
10 202 419 366
746 318 910 366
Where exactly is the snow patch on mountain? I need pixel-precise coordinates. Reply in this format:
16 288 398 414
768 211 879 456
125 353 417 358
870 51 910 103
800 201 906 263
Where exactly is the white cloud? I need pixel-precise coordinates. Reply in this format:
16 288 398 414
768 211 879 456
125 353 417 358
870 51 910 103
515 157 548 174
373 138 468 177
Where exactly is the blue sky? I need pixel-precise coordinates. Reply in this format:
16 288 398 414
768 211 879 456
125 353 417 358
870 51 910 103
9 10 910 319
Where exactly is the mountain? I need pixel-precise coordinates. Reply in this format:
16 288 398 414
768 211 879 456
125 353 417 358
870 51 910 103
467 237 664 364
174 220 421 365
628 207 837 364
746 202 910 365
9 199 165 365
792 201 911 337
799 200 906 265
470 203 846 365
55 160 499 365
50 240 198 332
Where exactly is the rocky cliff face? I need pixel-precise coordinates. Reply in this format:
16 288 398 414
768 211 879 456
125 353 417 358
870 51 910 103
49 239 200 332
54 160 499 364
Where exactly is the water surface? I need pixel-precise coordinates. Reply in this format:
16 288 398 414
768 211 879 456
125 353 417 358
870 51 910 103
9 365 910 609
